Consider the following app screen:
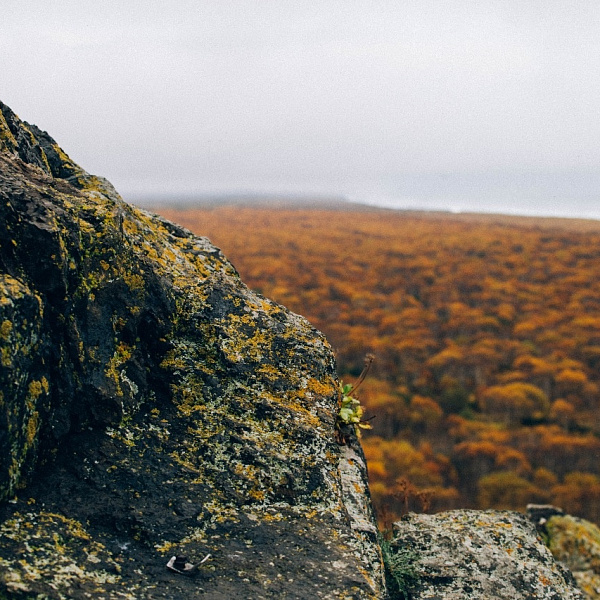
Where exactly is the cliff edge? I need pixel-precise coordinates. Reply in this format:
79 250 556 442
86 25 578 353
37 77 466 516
0 101 383 598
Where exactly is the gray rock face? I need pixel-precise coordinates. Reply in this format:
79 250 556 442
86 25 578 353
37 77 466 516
389 510 583 599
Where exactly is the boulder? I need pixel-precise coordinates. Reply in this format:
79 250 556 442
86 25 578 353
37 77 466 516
0 101 384 599
387 509 583 599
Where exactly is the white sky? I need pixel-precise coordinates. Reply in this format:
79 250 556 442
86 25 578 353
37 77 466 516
2 1 600 215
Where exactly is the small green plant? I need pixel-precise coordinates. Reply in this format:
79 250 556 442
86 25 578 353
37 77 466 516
337 354 374 438
380 535 420 600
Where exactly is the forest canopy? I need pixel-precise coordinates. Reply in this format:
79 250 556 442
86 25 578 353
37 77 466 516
154 203 600 524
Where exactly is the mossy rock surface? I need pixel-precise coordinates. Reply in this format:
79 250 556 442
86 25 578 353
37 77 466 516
0 101 383 599
546 514 600 599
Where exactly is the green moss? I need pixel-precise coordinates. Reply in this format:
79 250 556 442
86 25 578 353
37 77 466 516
546 514 600 572
380 537 420 600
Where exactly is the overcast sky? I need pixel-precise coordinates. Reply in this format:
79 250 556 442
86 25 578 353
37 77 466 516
2 1 600 217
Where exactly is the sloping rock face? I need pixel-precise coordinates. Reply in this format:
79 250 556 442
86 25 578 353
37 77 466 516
388 510 583 599
546 514 600 599
0 101 384 599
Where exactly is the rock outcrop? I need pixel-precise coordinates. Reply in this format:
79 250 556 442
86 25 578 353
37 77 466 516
388 509 583 599
0 101 383 599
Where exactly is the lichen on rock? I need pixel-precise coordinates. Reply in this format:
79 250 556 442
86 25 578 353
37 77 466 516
546 514 600 599
0 274 47 499
388 509 583 599
0 101 384 599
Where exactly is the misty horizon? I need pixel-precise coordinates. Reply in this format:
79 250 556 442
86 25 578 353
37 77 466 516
125 168 600 220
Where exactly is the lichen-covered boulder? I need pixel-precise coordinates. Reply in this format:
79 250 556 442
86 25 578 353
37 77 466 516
546 514 600 599
0 101 384 599
388 509 583 599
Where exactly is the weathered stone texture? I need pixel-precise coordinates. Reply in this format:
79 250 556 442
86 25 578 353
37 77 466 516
389 509 583 599
0 101 383 599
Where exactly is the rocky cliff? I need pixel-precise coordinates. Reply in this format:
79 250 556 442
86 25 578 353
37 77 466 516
0 101 590 600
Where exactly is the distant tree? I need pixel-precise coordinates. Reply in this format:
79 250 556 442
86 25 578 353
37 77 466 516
549 399 576 430
478 471 542 510
408 395 443 434
554 368 589 397
551 472 600 522
533 428 600 477
452 441 502 496
512 355 555 398
479 382 549 426
359 380 410 439
532 467 558 490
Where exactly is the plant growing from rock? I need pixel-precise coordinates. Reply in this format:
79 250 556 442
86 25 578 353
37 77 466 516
379 535 419 600
337 354 374 438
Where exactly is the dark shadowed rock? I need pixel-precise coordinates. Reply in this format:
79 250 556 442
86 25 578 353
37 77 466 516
527 503 566 531
0 101 384 599
388 509 583 599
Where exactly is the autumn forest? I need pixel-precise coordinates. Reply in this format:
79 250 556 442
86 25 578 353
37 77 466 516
151 202 600 525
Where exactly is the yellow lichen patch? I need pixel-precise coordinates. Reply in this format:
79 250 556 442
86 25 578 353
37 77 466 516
123 272 145 293
234 462 260 481
0 511 129 597
27 380 44 400
219 314 273 363
259 391 321 428
1 347 11 367
154 540 177 555
25 412 39 447
169 450 201 474
0 319 12 339
252 510 285 523
256 363 280 380
160 350 192 372
201 499 241 525
104 342 134 397
248 489 266 502
304 376 337 398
